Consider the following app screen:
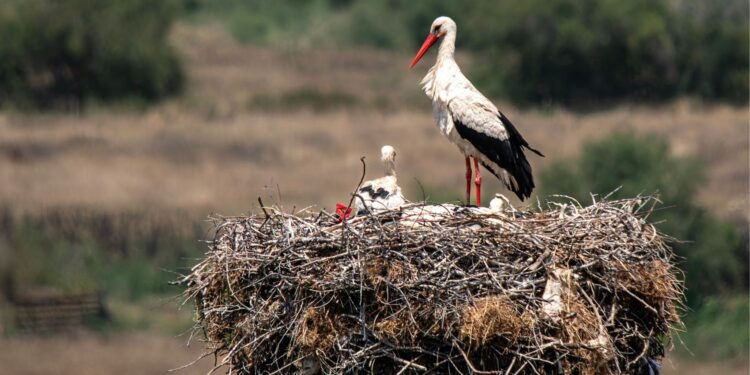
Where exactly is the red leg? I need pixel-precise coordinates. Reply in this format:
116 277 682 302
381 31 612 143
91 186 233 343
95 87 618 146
473 158 482 206
464 157 472 205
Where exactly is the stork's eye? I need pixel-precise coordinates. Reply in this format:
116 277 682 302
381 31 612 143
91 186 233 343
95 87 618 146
433 25 441 34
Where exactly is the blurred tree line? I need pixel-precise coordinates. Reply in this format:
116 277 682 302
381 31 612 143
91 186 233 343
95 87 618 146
0 0 745 107
0 0 184 108
191 0 748 105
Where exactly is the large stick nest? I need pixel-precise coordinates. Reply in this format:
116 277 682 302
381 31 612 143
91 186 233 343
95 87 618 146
183 196 683 374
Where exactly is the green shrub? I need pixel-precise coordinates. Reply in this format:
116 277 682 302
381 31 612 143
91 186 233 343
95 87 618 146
0 0 184 108
464 0 748 105
465 0 678 104
538 132 748 306
673 0 749 103
680 295 750 359
461 0 747 104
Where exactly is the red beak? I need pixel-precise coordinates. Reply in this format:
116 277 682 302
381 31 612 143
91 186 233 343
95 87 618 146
335 202 352 222
409 34 439 69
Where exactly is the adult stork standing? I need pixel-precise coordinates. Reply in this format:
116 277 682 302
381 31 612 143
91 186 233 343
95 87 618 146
409 16 543 206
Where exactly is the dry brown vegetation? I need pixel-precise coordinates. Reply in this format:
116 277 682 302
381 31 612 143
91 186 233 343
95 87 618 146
0 24 746 223
0 334 215 375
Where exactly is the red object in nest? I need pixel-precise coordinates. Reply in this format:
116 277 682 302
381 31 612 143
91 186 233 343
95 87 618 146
335 202 352 222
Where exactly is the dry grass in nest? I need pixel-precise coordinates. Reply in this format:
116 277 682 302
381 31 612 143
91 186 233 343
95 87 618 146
364 257 416 286
293 308 341 354
625 260 680 300
373 310 415 345
181 196 683 374
559 290 605 345
459 296 525 348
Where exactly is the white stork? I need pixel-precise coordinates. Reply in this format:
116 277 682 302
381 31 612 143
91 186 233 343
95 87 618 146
409 16 543 206
354 145 406 215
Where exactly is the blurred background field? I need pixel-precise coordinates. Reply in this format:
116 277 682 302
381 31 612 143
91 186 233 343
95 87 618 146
0 0 747 374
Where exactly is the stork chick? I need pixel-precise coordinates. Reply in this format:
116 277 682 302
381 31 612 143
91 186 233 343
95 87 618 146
489 193 506 212
354 145 406 215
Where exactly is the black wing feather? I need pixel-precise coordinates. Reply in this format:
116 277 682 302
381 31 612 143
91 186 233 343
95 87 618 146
359 185 390 199
453 113 542 200
499 112 544 157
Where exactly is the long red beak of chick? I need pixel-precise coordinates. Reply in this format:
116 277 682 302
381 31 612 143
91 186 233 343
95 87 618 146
409 34 439 69
335 202 352 223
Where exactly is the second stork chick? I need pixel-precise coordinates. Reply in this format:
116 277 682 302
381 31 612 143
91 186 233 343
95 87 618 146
355 145 406 215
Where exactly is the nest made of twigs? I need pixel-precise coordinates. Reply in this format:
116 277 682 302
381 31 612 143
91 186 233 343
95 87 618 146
182 196 683 374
